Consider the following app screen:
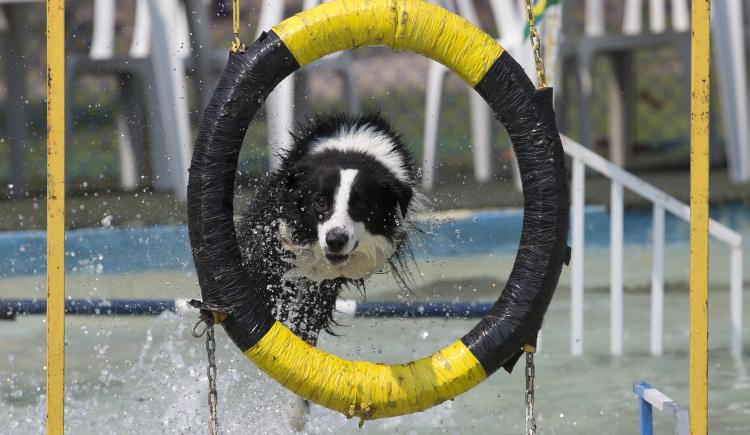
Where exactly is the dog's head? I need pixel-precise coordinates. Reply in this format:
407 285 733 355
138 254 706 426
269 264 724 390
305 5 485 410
277 113 416 281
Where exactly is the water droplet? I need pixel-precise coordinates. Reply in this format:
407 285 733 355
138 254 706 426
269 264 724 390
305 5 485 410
101 215 113 227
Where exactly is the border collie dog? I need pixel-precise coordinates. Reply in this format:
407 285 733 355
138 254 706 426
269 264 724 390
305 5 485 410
238 113 418 344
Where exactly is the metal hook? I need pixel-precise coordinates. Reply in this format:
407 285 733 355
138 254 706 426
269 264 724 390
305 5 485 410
192 318 210 338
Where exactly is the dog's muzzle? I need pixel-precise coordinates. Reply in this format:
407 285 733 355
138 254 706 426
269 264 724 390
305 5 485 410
325 227 351 264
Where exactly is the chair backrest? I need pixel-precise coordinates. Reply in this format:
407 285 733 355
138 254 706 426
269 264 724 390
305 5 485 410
587 0 689 37
88 0 192 60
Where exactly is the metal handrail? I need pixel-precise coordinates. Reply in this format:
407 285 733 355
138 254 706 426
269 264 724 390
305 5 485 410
562 134 744 358
563 135 742 246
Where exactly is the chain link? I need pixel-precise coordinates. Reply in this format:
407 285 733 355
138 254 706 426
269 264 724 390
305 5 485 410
524 352 537 435
206 325 219 435
524 0 547 88
231 0 245 52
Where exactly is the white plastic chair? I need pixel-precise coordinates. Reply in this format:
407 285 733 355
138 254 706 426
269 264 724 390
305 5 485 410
422 0 531 191
584 0 690 36
619 0 690 36
582 0 689 37
80 0 193 197
571 0 690 167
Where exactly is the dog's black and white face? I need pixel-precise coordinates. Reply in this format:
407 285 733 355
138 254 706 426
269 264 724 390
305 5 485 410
276 114 416 282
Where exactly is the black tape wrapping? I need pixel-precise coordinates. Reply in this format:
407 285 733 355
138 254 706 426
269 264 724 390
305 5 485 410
187 32 568 373
460 54 570 375
187 32 299 350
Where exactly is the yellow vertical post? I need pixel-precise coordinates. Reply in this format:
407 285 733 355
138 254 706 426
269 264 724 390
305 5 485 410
690 0 710 434
46 0 66 433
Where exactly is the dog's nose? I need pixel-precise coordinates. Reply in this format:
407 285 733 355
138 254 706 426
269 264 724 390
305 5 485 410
325 228 349 252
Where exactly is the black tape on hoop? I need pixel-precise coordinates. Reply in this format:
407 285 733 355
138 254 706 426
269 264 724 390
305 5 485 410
187 32 299 350
460 54 570 375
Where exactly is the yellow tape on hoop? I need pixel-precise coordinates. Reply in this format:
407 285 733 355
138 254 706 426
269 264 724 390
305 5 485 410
245 321 486 420
272 0 505 86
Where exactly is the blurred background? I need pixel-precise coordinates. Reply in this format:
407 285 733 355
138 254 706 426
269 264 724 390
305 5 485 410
2 1 750 434
1 0 748 231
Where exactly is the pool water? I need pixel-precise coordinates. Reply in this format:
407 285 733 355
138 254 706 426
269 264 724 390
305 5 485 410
2 249 749 434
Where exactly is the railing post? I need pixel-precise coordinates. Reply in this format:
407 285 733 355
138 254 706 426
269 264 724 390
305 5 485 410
611 181 624 355
730 246 743 358
651 205 665 355
571 157 586 355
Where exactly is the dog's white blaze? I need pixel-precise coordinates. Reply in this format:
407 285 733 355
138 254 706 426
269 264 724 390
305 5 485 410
309 125 409 184
318 169 363 254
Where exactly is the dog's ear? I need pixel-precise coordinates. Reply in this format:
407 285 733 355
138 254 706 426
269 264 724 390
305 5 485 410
377 175 413 218
388 181 413 218
397 186 413 217
278 163 309 211
282 161 308 188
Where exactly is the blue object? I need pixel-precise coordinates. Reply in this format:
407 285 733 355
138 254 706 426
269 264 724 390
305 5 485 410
634 382 654 435
0 298 177 319
355 301 492 318
0 298 493 319
633 381 689 435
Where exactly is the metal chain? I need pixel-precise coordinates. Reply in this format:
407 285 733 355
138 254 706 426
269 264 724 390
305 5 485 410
525 352 537 435
206 325 220 435
231 0 245 52
523 0 547 88
193 318 220 435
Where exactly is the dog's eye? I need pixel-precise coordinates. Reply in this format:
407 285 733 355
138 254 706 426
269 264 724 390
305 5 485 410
353 198 366 209
313 195 328 211
349 193 366 210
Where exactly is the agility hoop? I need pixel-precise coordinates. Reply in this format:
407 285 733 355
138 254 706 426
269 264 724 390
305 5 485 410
187 0 569 421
